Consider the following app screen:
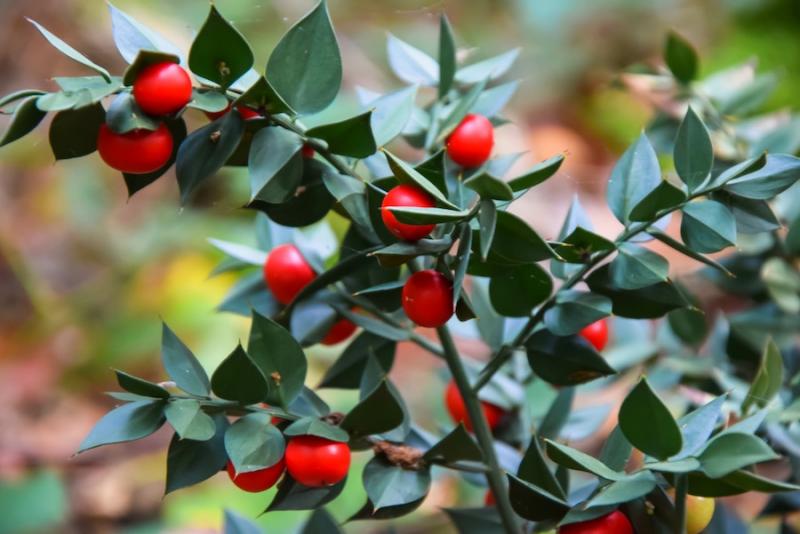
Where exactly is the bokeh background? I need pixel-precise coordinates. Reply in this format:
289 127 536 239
0 0 798 532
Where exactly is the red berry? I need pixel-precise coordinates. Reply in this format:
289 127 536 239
285 435 350 487
445 380 505 432
380 184 436 242
321 317 357 346
205 104 261 121
402 270 454 328
558 510 633 534
226 458 285 493
484 490 496 506
580 319 609 351
263 244 316 305
301 145 316 159
132 62 193 116
96 123 173 174
446 113 494 168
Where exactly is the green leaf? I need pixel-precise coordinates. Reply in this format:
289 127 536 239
539 388 574 440
518 438 566 499
587 265 690 319
266 477 346 512
483 211 556 264
283 416 349 442
383 150 459 209
599 425 633 472
388 206 469 224
300 509 343 534
267 1 341 114
161 323 210 397
341 380 405 440
443 507 506 534
507 473 570 522
122 50 180 86
186 88 229 113
234 75 293 115
742 337 783 413
610 243 669 290
545 440 625 481
307 111 377 158
251 157 334 228
762 258 800 314
719 193 781 234
363 456 431 510
645 457 701 473
78 400 165 453
707 153 767 190
248 312 308 408
648 229 732 276
587 471 657 507
673 395 726 460
438 15 457 97
543 290 612 336
386 33 438 86
456 48 520 85
164 399 216 441
48 103 105 160
247 126 303 203
438 79 488 139
526 331 616 386
224 413 285 473
105 92 158 134
189 5 253 88
607 133 661 225
472 80 519 118
665 31 698 84
478 199 497 261
618 377 682 460
0 89 45 110
319 332 396 389
489 263 552 317
0 96 46 147
27 19 111 81
452 224 472 304
369 86 418 147
698 432 778 478
211 345 268 405
463 172 514 201
165 416 228 494
507 154 565 192
681 200 736 254
333 306 409 342
223 509 262 534
628 179 687 222
674 107 713 191
108 2 183 63
176 111 245 204
786 215 800 256
725 154 800 199
115 370 169 399
423 424 482 464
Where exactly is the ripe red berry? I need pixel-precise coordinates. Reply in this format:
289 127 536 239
380 184 436 242
205 104 261 121
446 113 494 168
580 319 609 351
263 244 316 305
226 458 285 493
96 123 173 174
132 62 193 116
321 317 357 346
402 270 454 328
301 144 315 159
484 490 496 506
285 435 350 487
558 510 633 534
445 380 505 432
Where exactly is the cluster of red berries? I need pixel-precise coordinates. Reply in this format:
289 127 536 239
226 434 350 492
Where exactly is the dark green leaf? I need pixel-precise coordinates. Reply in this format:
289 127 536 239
267 1 341 114
478 199 497 261
665 31 698 84
489 263 552 317
452 224 472 303
543 290 612 336
78 400 165 453
762 257 800 314
718 193 781 234
165 416 228 494
319 332 396 389
333 306 409 342
225 413 285 473
211 345 268 405
122 50 180 85
628 179 686 222
707 153 767 190
266 476 346 512
161 323 210 396
341 380 405 440
251 158 334 227
28 19 111 81
587 471 657 507
234 75 293 115
668 307 708 346
507 154 565 192
223 509 262 534
306 111 376 158
673 395 726 459
443 507 506 534
610 243 669 290
464 173 514 201
725 154 800 199
742 337 783 413
105 92 158 133
383 150 458 209
189 5 253 88
518 437 566 499
349 497 425 521
388 206 469 224
363 456 431 510
176 110 245 204
587 265 689 318
438 79 488 138
0 89 45 110
438 15 457 97
674 107 712 191
681 200 736 253
423 424 482 464
607 133 661 225
483 211 556 264
283 416 349 442
49 103 104 160
599 425 633 472
644 457 700 473
247 312 308 408
300 509 342 534
539 388 574 440
526 330 616 386
164 399 216 441
0 96 46 147
248 126 303 203
507 473 570 522
619 377 682 460
186 88 229 113
115 370 169 399
648 229 732 276
369 86 418 146
698 432 778 478
545 440 625 480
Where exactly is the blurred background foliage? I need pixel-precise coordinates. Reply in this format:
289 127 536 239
0 0 797 532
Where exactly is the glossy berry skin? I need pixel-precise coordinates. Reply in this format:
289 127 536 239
96 123 173 174
402 270 454 328
445 380 505 432
446 113 494 168
226 458 285 493
133 62 192 116
321 317 357 346
484 490 496 506
558 510 633 534
380 184 436 242
263 244 316 305
285 435 350 487
301 144 316 159
205 104 261 121
685 495 715 534
580 319 609 351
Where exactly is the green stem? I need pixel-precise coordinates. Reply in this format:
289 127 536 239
674 473 688 534
436 325 521 534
